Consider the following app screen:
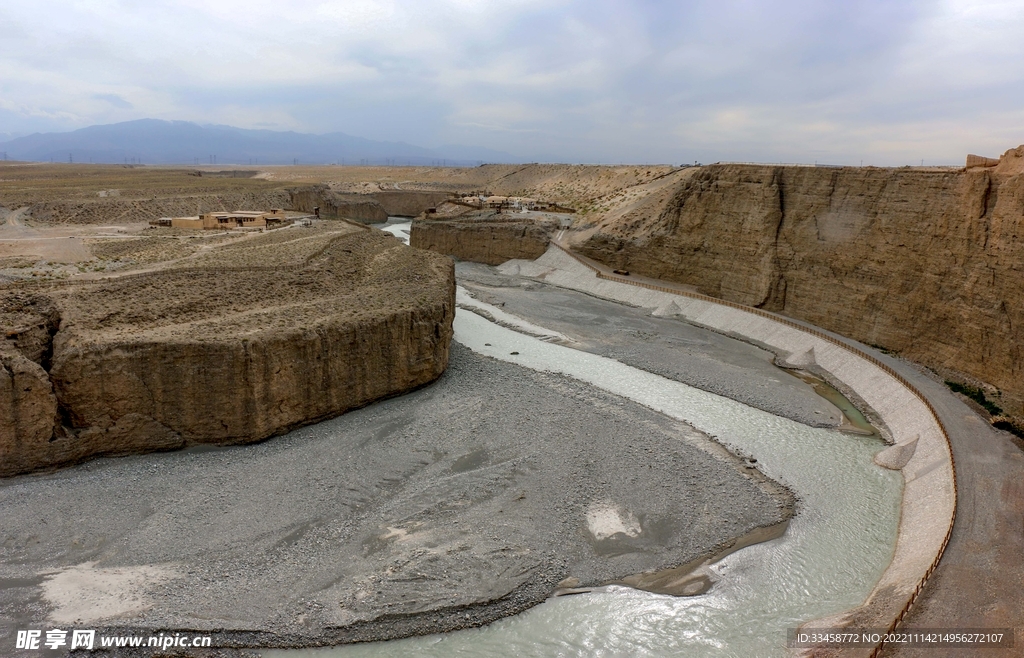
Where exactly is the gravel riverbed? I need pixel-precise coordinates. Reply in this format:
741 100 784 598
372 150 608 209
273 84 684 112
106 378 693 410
1 340 791 654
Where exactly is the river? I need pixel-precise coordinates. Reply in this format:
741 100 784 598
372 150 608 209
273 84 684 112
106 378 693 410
268 269 902 657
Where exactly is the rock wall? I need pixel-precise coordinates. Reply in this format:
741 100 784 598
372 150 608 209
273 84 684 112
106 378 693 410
369 191 454 217
1 228 455 477
411 218 551 265
577 163 1024 412
288 185 388 223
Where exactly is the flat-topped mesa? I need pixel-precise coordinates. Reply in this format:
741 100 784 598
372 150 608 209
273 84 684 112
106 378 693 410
966 154 1000 168
411 202 561 265
0 226 455 477
287 185 456 223
573 154 1024 415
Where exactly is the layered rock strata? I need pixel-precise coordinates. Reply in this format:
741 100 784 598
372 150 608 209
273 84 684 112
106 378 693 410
288 184 389 223
576 160 1024 413
288 187 456 222
370 190 454 217
411 215 553 265
1 226 455 476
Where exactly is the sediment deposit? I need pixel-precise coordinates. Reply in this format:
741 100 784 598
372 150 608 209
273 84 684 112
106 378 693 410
0 225 455 476
574 157 1024 413
0 342 794 651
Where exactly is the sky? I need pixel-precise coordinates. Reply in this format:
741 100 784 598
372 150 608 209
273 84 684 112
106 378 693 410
1 0 1023 165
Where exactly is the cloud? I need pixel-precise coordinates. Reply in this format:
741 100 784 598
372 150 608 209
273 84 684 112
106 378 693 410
94 93 133 109
0 0 1022 163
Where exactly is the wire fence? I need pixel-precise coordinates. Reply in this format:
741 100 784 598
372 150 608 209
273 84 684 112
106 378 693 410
551 242 958 657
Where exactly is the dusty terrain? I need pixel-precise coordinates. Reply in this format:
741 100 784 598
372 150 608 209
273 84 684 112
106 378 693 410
3 158 1021 654
1 223 455 476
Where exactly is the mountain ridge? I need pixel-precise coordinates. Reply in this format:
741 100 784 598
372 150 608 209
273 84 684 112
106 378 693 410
0 119 520 166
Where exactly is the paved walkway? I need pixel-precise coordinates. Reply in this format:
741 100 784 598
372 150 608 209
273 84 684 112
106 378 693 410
876 363 1024 656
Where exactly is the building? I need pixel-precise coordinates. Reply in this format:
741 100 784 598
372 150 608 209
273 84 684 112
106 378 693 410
168 209 288 230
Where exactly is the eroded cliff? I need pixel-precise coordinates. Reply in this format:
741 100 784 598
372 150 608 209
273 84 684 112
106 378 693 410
1 226 455 476
411 215 553 265
288 185 388 223
576 161 1024 413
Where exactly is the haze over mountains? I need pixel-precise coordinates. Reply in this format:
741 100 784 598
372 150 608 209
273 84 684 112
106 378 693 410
0 120 520 166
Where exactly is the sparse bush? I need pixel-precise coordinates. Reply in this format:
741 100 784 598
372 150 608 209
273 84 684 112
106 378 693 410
992 417 1024 440
945 380 1003 415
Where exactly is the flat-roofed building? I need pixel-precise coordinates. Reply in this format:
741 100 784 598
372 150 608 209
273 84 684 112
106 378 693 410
169 209 288 230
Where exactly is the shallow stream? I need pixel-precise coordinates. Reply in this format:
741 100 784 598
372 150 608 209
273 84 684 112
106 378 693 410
269 290 902 657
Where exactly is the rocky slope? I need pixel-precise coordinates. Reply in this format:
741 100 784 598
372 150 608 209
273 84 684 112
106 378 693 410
575 157 1024 413
1 225 455 476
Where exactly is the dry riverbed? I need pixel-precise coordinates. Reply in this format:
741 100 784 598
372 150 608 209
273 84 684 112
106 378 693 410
0 339 793 654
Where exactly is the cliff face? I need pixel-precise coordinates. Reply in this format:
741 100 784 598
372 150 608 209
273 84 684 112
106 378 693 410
370 191 453 217
411 217 551 265
1 227 455 477
288 187 454 221
577 164 1024 411
288 185 388 223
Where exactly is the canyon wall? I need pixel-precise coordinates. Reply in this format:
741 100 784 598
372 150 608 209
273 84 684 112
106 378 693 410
288 185 388 223
1 228 455 476
370 191 454 217
411 218 551 265
576 163 1024 411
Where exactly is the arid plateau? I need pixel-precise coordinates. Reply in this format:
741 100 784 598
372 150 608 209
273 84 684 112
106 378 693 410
1 156 1021 657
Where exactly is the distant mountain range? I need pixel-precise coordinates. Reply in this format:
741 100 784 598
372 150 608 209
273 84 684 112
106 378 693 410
0 119 520 166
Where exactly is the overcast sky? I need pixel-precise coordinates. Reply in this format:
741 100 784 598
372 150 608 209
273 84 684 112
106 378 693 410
1 0 1022 165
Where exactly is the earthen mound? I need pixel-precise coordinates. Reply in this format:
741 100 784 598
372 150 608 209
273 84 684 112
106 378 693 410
1 225 455 476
